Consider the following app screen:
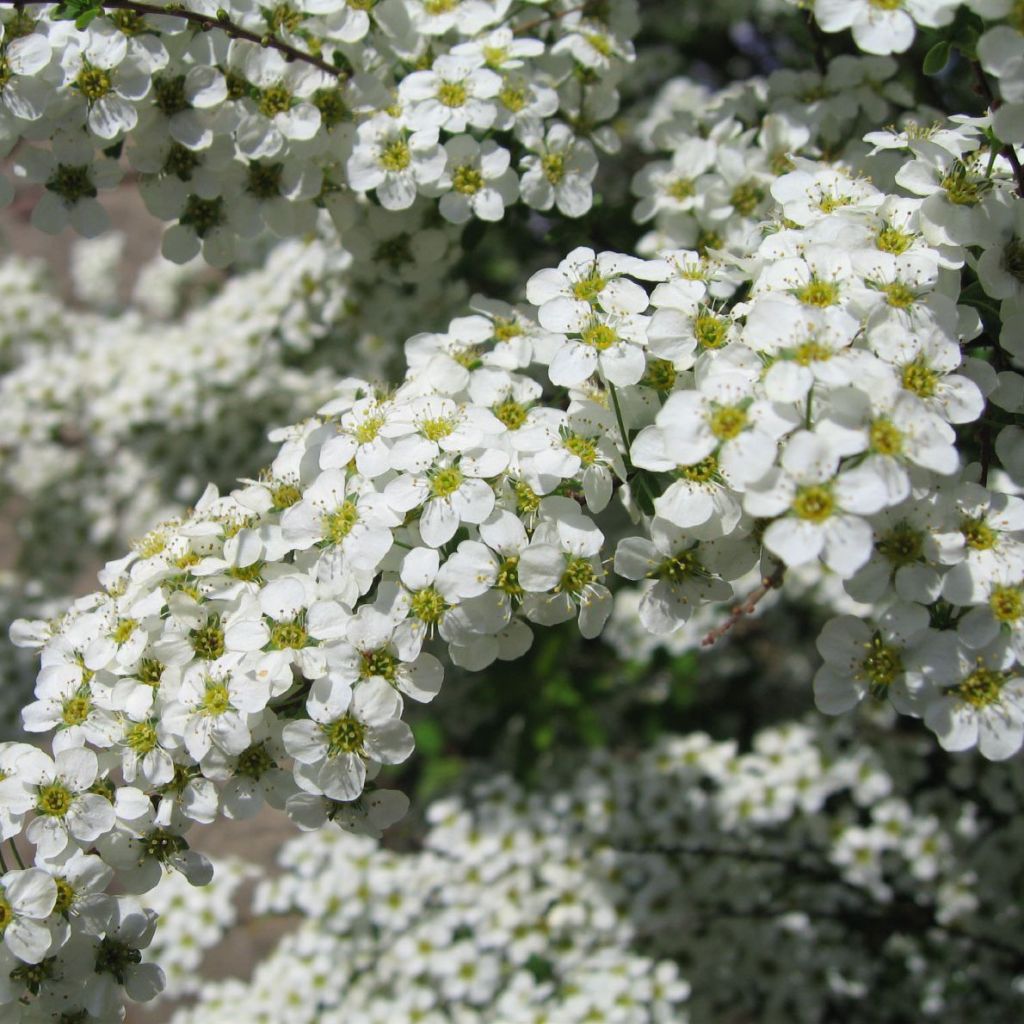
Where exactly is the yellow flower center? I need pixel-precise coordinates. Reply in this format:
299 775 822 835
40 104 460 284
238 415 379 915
54 878 76 915
869 418 903 457
694 313 729 349
667 178 695 201
542 153 565 184
792 485 834 522
411 587 448 624
76 65 112 102
678 454 720 484
62 695 91 727
708 405 747 441
258 83 294 118
558 556 596 596
437 81 468 108
325 501 360 543
954 665 1006 708
496 556 522 598
421 416 455 441
882 282 916 309
901 359 938 398
361 647 397 681
876 226 913 255
795 277 840 308
876 522 923 567
201 682 231 716
380 139 411 172
452 165 484 195
643 358 677 393
572 270 607 303
271 482 302 508
656 550 703 583
36 782 73 818
270 621 308 650
990 584 1023 623
581 323 617 350
191 618 226 660
430 466 464 498
730 181 765 216
961 516 997 551
494 400 528 430
126 722 158 754
324 715 366 755
860 635 903 697
564 434 599 465
793 340 832 365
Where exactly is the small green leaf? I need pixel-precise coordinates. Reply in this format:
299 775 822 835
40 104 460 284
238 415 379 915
923 41 951 76
51 0 103 22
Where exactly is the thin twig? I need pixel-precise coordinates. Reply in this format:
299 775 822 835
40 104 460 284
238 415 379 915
701 562 784 647
514 1 590 37
0 0 344 79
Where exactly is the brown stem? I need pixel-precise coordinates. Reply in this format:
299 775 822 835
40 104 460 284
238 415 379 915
973 60 1024 199
3 0 344 80
701 562 785 647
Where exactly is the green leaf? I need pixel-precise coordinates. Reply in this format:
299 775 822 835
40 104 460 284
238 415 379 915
923 41 951 76
51 0 103 22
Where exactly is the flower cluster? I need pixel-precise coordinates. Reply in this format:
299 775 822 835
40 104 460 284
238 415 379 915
0 0 636 261
0 218 468 585
0 1 1022 1020
161 716 1024 1023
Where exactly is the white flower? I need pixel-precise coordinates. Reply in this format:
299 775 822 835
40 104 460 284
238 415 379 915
0 868 57 964
159 660 268 762
12 747 116 859
15 132 121 237
329 603 444 703
84 899 165 1014
519 502 612 638
814 0 956 56
923 639 1024 760
975 194 1024 301
284 675 414 801
437 136 518 223
519 124 598 218
632 137 716 222
400 55 501 134
813 603 955 715
62 26 150 139
281 469 400 577
527 246 658 330
0 24 52 121
546 308 649 388
744 431 890 576
385 449 507 548
614 520 746 634
347 115 446 211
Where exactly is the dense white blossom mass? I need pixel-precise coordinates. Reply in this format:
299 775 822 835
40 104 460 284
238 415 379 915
0 0 1021 1020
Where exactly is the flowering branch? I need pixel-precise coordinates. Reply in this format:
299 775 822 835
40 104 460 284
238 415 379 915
3 0 345 79
701 564 785 648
